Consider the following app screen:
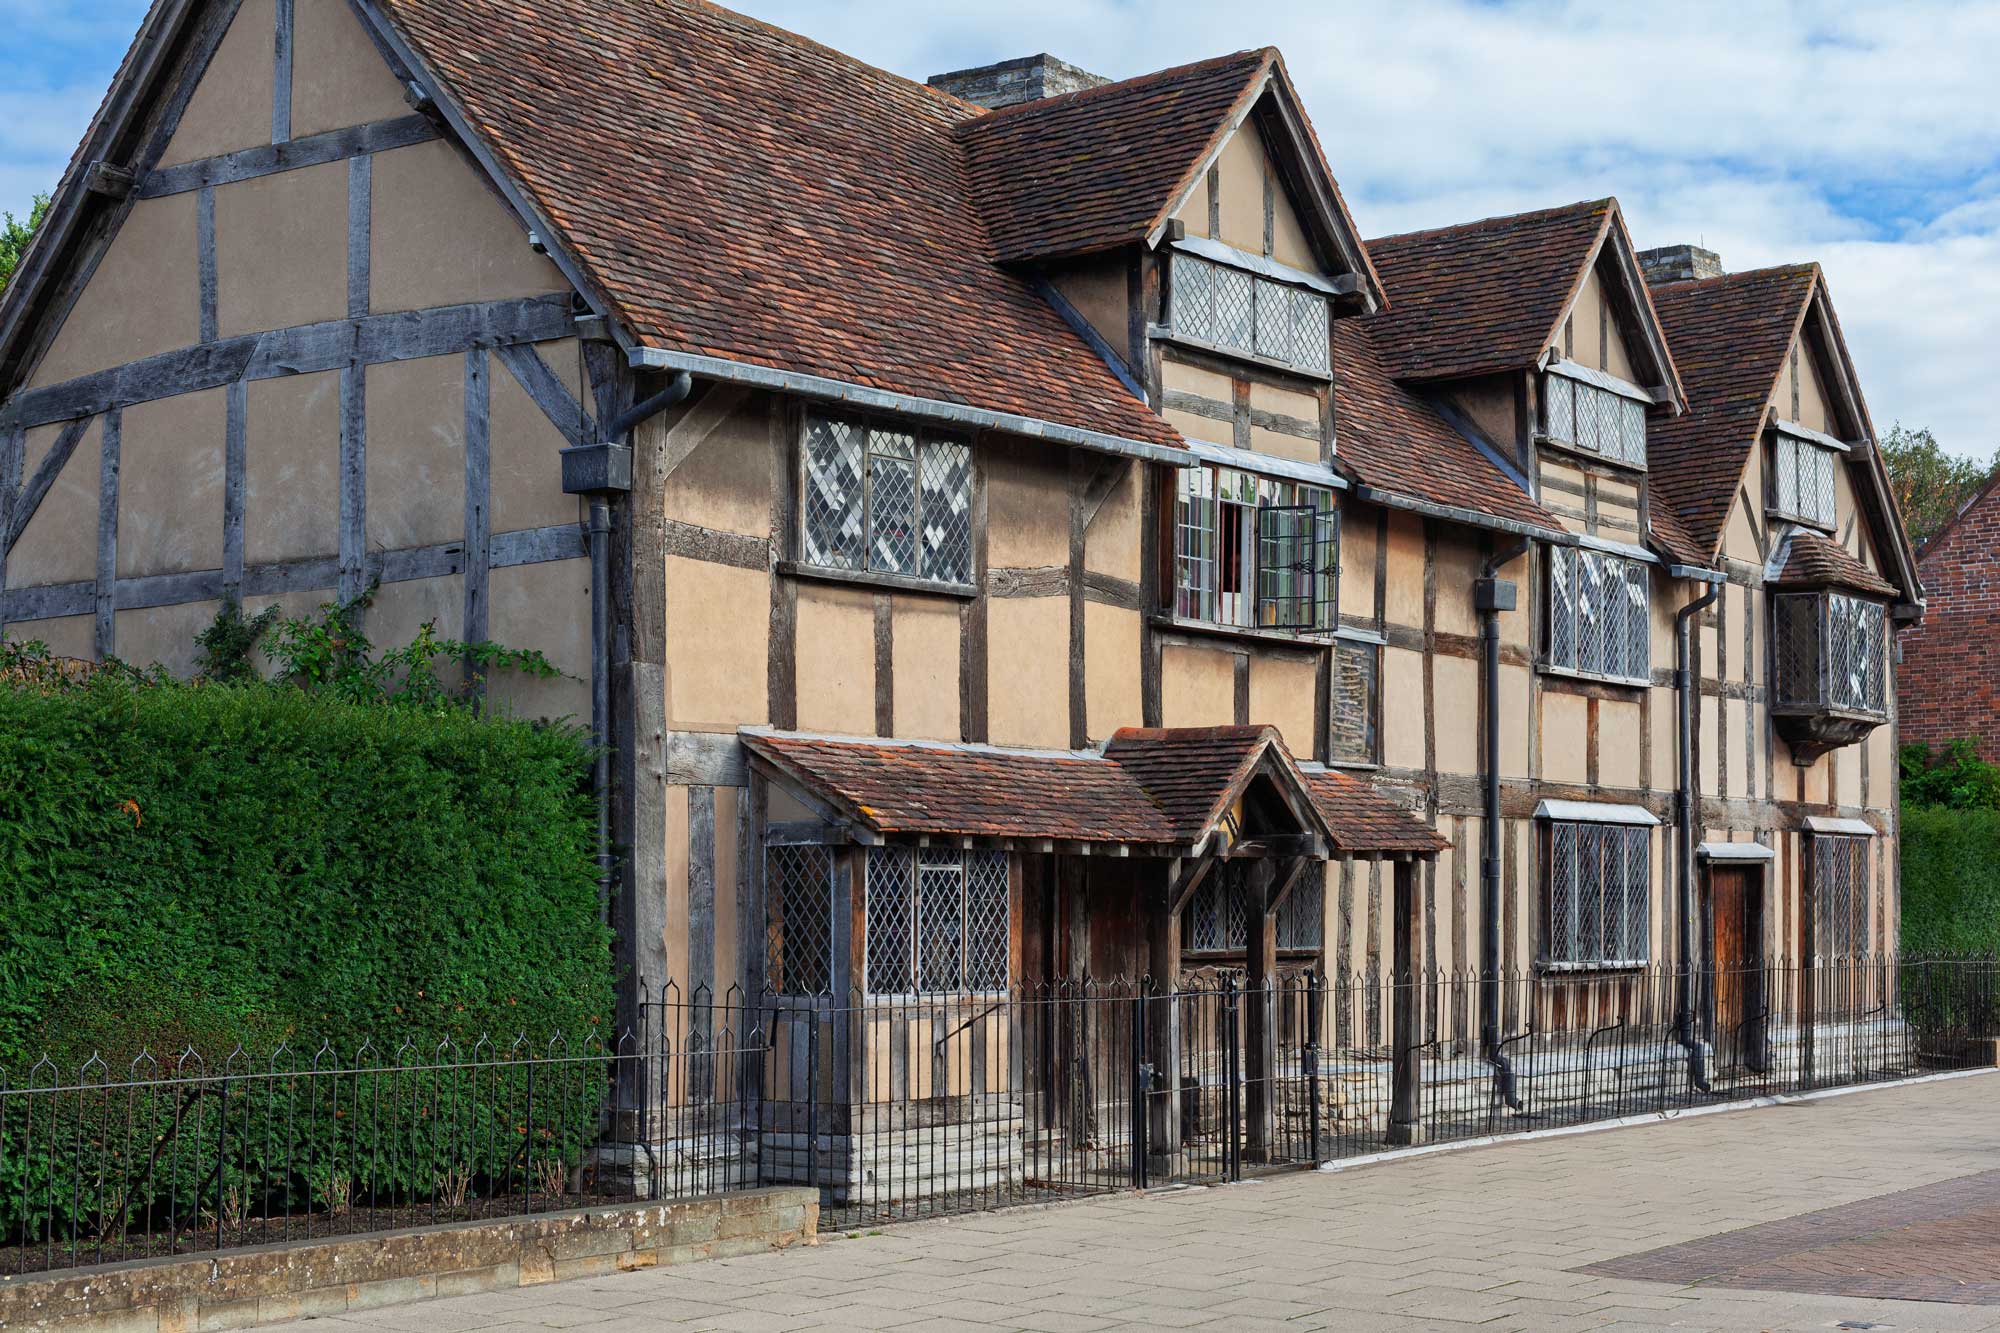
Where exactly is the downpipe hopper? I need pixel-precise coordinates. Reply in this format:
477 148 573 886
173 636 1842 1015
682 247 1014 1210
562 370 694 495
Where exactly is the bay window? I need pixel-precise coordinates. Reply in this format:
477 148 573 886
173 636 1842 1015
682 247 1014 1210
1773 592 1887 716
1169 251 1331 374
1173 465 1338 633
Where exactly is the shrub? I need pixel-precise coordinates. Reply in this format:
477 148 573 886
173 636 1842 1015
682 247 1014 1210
1900 806 2000 957
1900 738 2000 812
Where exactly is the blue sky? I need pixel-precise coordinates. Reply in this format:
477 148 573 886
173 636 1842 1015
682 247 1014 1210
5 0 1998 458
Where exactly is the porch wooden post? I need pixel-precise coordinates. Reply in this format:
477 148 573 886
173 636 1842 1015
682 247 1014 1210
1388 857 1425 1145
1147 863 1183 1171
1244 858 1278 1162
831 845 865 1182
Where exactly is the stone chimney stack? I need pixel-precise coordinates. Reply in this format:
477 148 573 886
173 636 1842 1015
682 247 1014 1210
927 54 1109 110
1636 244 1725 287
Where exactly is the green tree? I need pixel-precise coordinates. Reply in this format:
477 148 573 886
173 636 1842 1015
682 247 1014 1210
1880 423 1999 548
0 192 50 291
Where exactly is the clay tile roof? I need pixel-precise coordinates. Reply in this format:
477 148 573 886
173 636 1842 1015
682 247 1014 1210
1647 496 1709 569
1101 725 1283 842
1646 266 1820 560
742 728 1442 855
1363 200 1613 383
1331 318 1563 534
376 0 1179 452
959 50 1272 264
1300 768 1449 855
1773 532 1899 598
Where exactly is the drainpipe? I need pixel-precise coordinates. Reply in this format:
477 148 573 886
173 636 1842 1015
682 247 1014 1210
1475 538 1529 1111
563 370 694 923
1672 569 1722 1092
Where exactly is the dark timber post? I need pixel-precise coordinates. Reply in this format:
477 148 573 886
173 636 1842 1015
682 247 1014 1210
1146 866 1183 1174
1243 858 1278 1162
1389 857 1424 1145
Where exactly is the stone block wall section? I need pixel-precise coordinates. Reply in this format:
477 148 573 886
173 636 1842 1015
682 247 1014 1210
0 1188 818 1332
1899 477 2000 757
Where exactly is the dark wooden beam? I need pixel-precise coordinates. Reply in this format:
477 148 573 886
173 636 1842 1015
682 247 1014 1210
1266 856 1311 914
136 115 439 199
4 416 93 553
1168 853 1217 917
82 162 135 200
494 342 593 449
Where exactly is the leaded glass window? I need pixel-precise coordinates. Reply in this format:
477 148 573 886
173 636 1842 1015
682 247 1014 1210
1811 834 1870 959
1169 252 1331 374
1545 821 1651 968
766 845 835 996
1173 465 1338 633
863 847 1009 993
1773 592 1886 716
1182 862 1325 953
1773 433 1838 529
801 412 972 586
1545 545 1650 684
1543 373 1647 468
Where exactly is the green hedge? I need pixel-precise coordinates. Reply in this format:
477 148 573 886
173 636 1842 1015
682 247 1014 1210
1900 806 2000 956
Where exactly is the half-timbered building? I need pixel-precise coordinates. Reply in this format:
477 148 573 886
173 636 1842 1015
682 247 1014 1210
0 0 1922 1179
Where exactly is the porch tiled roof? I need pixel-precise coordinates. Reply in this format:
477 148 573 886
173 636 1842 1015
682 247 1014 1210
741 728 1441 856
1363 200 1612 383
376 0 1182 453
1773 532 1899 598
958 50 1271 264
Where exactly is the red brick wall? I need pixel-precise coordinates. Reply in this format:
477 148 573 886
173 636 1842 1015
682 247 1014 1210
1900 478 2000 758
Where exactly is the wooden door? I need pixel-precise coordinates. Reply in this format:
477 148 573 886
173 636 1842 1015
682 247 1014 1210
1708 866 1766 1072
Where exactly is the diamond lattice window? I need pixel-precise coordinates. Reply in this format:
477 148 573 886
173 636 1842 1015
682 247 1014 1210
1546 821 1651 968
1773 433 1839 529
1773 591 1886 716
1543 372 1647 467
863 847 1009 994
1169 252 1331 374
1174 465 1338 634
1545 545 1650 684
801 412 972 586
1811 834 1870 959
767 845 835 996
1183 862 1325 954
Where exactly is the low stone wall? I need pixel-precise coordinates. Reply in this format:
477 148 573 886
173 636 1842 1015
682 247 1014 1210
0 1188 817 1332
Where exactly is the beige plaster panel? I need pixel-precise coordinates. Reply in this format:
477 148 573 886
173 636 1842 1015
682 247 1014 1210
1431 538 1481 638
1084 461 1143 584
663 557 768 729
1432 654 1478 775
1499 663 1530 778
1247 652 1316 756
1649 585 1677 670
986 596 1070 749
1381 645 1425 770
1383 513 1425 630
1565 265 1637 380
119 387 226 578
1162 641 1236 730
1540 691 1588 785
1162 359 1234 404
30 194 199 388
1866 720 1895 813
1836 740 1863 809
1174 173 1210 239
9 420 101 588
366 355 466 549
4 613 93 658
1248 425 1319 464
983 446 1069 570
369 140 566 315
486 558 592 722
1340 510 1377 622
1725 697 1751 796
490 341 585 535
1563 269 1600 368
794 582 875 736
216 161 350 337
1600 699 1642 790
1800 755 1830 807
891 598 959 742
1723 449 1764 564
1797 336 1833 435
1163 407 1231 451
115 599 218 676
1723 586 1750 684
1249 381 1319 427
158 0 274 168
368 572 463 647
245 370 340 566
1084 602 1142 741
1498 551 1531 649
1698 694 1720 793
1214 129 1268 255
290 0 411 139
1048 259 1129 354
1270 180 1314 272
662 393 774 539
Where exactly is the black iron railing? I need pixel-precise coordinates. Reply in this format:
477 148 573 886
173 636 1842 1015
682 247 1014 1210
3 956 1994 1278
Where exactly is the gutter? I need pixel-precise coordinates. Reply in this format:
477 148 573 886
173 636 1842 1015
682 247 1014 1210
627 345 1189 466
1673 575 1721 1093
1475 538 1530 1111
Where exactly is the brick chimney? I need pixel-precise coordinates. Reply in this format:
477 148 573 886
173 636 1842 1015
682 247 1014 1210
927 54 1109 110
1636 244 1725 287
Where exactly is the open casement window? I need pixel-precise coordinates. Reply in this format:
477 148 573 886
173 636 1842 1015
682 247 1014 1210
1810 835 1870 959
1772 433 1839 530
1169 252 1331 374
864 847 1009 994
1543 821 1651 970
1544 372 1647 468
1545 545 1650 684
801 412 973 585
1173 465 1338 633
1182 861 1324 954
1773 592 1887 716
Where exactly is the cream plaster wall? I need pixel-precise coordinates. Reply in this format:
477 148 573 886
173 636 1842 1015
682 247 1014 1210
793 583 875 736
1248 653 1316 755
1083 462 1143 584
118 388 225 578
663 397 774 539
1381 645 1425 771
663 557 768 729
986 596 1070 749
5 613 94 658
115 599 218 676
891 598 960 742
216 160 351 337
291 0 411 138
487 558 592 721
1432 654 1480 775
1600 699 1642 790
369 140 567 314
10 420 101 587
365 355 465 549
984 448 1069 570
158 0 275 168
1540 692 1588 785
1084 602 1142 741
244 370 340 566
369 572 464 645
488 347 580 535
1162 642 1235 729
30 194 199 388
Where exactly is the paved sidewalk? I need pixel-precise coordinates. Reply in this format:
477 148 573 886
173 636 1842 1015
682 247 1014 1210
275 1073 2000 1332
